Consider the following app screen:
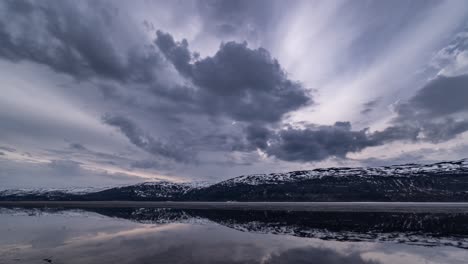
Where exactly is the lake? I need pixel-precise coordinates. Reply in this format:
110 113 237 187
0 205 467 263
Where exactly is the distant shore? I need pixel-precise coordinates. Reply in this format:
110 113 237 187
2 201 468 213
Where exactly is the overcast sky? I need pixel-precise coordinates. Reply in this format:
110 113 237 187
1 0 468 188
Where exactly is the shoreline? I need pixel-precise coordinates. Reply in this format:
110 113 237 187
2 201 468 212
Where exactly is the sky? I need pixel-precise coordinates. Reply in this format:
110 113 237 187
1 0 468 188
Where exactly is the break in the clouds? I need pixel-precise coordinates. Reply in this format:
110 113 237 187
0 0 468 188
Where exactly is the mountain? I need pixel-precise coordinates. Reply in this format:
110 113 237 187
81 181 209 201
187 159 468 202
1 159 468 201
0 187 104 201
0 182 208 201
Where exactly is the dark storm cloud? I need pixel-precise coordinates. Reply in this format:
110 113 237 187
0 0 312 167
1 0 305 125
354 74 468 147
155 31 311 123
418 119 468 142
2 0 464 169
256 74 468 162
261 122 425 162
0 0 163 82
192 42 310 122
370 125 420 143
396 74 468 118
245 124 273 150
155 31 193 76
130 29 315 162
265 122 373 162
391 74 468 142
102 115 193 163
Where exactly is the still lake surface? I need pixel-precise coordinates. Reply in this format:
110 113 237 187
0 205 468 263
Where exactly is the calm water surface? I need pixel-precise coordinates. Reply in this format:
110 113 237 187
0 207 467 264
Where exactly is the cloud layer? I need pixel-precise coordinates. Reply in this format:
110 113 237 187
0 0 467 187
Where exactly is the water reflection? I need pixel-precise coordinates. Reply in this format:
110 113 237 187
0 207 467 264
48 207 468 248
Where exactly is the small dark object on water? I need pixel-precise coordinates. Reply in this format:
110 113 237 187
43 258 52 263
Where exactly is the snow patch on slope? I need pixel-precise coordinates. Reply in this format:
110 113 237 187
217 159 468 187
0 186 110 196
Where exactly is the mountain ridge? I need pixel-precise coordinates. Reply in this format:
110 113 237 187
1 159 467 202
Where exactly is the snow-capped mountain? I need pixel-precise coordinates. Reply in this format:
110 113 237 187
81 181 210 201
0 187 107 196
0 186 110 201
1 159 468 201
186 159 468 202
216 159 468 186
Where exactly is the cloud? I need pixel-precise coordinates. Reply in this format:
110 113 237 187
431 30 468 76
98 30 312 164
195 0 275 40
69 143 87 151
0 0 163 82
269 123 425 163
243 122 419 163
244 123 272 150
369 125 420 143
361 98 380 115
397 74 468 118
130 160 166 170
0 158 145 189
155 31 193 76
0 0 467 186
0 0 312 178
0 146 16 152
254 74 468 162
48 159 82 176
155 31 311 123
102 114 194 163
1 1 310 124
0 0 311 167
42 143 140 170
265 122 373 162
390 74 468 142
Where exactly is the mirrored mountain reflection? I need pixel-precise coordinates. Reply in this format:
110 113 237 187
5 207 468 249
86 208 468 248
1 207 468 264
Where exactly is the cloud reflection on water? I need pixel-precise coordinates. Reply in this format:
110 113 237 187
0 208 466 264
